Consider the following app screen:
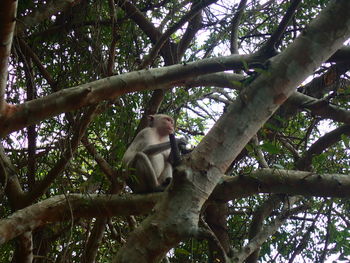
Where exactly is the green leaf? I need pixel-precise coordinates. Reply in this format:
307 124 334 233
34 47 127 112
261 143 281 154
175 248 191 256
341 134 350 148
272 163 284 169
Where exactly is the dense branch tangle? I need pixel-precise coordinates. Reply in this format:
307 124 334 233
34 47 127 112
1 1 350 263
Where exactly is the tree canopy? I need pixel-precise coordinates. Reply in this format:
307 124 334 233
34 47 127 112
1 0 350 262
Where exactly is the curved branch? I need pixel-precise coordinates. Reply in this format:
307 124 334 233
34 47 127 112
287 92 350 125
260 0 302 53
2 168 350 246
185 71 350 128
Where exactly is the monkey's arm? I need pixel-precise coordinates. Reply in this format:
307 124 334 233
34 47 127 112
143 138 187 156
142 142 172 155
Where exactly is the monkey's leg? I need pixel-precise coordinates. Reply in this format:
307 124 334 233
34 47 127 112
129 152 161 193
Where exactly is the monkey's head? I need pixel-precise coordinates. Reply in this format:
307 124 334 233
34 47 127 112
148 114 175 136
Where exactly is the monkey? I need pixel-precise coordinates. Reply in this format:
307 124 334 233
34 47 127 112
122 114 186 193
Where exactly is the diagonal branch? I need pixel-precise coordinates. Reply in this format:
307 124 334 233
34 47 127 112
116 0 161 43
260 0 302 54
190 0 350 174
296 125 350 170
288 201 325 263
233 197 306 263
246 194 285 263
0 144 25 207
81 136 120 186
177 9 203 59
183 72 350 126
16 38 57 89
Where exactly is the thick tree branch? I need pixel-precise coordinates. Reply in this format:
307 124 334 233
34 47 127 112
1 43 348 139
0 52 262 137
189 70 350 128
328 46 350 63
0 0 17 113
190 0 350 174
12 231 33 263
185 72 244 88
287 92 350 125
0 193 160 245
1 168 350 246
187 72 350 126
213 169 350 201
204 203 231 263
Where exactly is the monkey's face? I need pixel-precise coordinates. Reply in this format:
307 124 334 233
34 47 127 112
154 115 174 136
162 116 175 134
